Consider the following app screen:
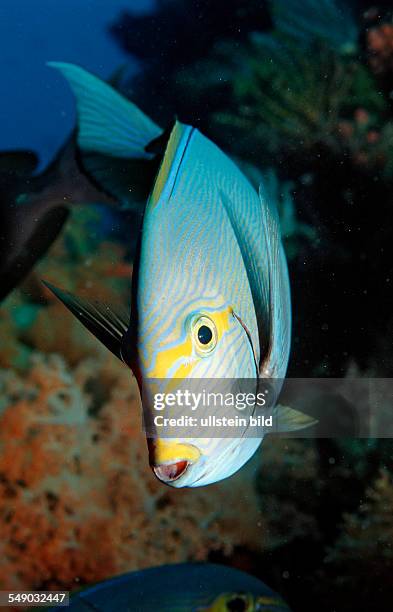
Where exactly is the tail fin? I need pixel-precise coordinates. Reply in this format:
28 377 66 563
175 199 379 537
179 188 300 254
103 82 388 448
0 64 165 301
48 62 162 159
48 62 164 207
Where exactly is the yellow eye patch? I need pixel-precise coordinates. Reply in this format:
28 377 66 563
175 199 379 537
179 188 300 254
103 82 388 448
147 306 233 379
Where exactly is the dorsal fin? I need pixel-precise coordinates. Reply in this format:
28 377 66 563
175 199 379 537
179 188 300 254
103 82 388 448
148 121 194 210
43 281 130 364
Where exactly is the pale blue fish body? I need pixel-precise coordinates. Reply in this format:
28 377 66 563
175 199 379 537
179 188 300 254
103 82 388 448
45 63 295 489
137 123 260 377
136 122 290 487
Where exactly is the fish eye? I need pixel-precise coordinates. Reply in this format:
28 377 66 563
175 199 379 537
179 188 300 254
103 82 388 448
226 595 248 611
198 325 212 345
191 315 217 355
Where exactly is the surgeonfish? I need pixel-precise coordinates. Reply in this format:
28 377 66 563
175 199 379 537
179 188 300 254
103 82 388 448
51 563 291 611
0 138 117 303
0 69 150 303
44 63 315 487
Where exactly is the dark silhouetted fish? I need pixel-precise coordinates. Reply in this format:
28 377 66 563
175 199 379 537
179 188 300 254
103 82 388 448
0 138 113 301
0 68 164 302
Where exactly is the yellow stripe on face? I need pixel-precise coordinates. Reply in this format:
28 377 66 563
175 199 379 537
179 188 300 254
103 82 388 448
146 306 233 380
150 438 201 465
211 306 233 337
148 336 195 379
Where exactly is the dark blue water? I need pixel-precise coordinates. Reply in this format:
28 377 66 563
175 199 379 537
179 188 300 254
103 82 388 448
0 0 153 169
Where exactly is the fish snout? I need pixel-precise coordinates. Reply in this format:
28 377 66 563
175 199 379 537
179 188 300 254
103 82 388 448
148 439 201 485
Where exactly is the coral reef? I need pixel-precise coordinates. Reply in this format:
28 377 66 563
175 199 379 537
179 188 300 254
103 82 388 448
0 352 263 596
177 35 389 174
325 469 393 608
2 342 390 611
367 20 393 76
0 194 266 597
249 435 393 612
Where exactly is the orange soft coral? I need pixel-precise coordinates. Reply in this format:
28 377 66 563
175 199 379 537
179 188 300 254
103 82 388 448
0 352 264 603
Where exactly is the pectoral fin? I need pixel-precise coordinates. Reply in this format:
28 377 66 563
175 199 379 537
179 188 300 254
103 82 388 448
273 404 317 432
43 281 130 364
258 185 291 380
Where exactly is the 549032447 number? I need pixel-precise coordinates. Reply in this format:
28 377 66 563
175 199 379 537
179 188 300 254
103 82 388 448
0 591 69 607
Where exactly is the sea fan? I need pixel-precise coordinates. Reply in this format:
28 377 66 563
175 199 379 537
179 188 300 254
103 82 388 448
211 36 353 157
200 32 388 168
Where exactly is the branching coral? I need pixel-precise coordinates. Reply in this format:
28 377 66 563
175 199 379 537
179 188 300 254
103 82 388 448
171 4 392 180
0 353 264 597
187 35 387 167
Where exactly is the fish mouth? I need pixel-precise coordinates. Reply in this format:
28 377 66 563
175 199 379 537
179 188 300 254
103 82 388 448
148 439 201 485
153 460 190 483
